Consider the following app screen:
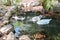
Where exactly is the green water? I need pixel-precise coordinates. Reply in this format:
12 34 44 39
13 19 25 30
13 11 60 40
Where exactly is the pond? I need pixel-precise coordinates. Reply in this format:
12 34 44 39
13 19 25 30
12 11 60 40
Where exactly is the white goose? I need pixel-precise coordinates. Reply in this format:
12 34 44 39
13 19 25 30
37 19 52 25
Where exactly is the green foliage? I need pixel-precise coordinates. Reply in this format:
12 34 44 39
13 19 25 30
0 0 22 5
58 0 60 2
13 0 22 5
43 0 58 10
5 0 11 6
0 0 7 4
43 0 52 10
14 0 21 2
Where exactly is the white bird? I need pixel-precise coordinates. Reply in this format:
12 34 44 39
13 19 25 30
31 16 40 22
29 15 43 23
19 17 25 21
37 19 52 25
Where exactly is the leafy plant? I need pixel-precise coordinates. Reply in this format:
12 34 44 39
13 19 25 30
43 0 58 10
13 0 22 5
0 0 7 4
14 0 21 2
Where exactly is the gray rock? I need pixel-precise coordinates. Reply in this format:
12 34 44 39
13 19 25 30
52 3 60 12
0 24 14 34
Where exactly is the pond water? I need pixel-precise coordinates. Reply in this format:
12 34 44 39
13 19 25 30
12 12 60 38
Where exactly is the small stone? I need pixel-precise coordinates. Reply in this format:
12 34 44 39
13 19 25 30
6 32 17 40
19 35 31 40
0 21 4 27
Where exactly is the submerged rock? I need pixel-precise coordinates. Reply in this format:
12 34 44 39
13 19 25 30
14 27 20 38
12 16 25 21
